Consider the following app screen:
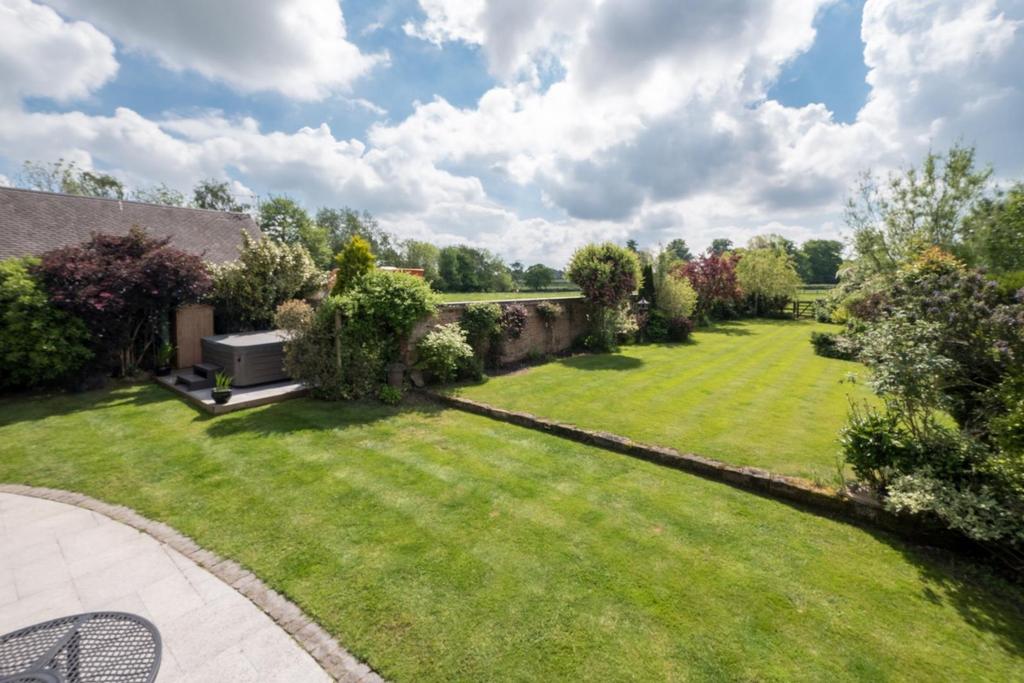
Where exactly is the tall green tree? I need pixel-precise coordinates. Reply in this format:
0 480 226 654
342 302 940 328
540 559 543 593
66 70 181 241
436 245 512 292
846 144 992 273
192 179 249 212
665 239 693 261
735 248 801 316
131 183 185 207
523 263 555 290
964 183 1024 273
709 238 733 255
316 207 400 264
19 159 124 199
259 196 331 268
797 239 844 284
398 240 441 284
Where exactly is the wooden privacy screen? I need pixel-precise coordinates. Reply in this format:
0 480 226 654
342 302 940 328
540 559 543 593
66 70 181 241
173 304 214 368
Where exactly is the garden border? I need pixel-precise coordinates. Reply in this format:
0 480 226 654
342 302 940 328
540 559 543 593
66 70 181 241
0 483 385 683
424 392 966 547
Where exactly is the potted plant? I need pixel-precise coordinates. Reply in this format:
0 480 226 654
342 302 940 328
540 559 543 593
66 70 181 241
211 371 233 404
154 342 175 376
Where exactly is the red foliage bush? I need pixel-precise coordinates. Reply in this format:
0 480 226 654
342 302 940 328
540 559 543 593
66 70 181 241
677 253 742 321
37 227 211 374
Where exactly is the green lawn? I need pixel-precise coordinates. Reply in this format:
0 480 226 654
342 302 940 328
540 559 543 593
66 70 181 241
450 319 872 484
436 290 581 302
1 385 1022 681
797 286 835 302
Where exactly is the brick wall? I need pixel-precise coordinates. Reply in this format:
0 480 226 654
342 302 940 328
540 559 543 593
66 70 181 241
404 297 589 366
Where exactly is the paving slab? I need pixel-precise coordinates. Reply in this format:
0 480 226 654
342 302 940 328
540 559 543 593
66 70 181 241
0 492 331 682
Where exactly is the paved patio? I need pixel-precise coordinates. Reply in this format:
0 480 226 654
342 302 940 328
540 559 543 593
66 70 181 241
0 492 332 682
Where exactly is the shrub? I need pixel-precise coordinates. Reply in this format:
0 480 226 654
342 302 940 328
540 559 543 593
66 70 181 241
654 274 697 319
647 311 695 343
39 227 211 375
417 323 474 383
887 471 1024 546
0 257 92 389
535 300 563 326
461 302 503 364
332 235 375 295
566 243 642 308
679 253 742 322
501 304 528 339
378 384 404 405
667 316 694 342
276 271 437 399
992 270 1024 299
211 232 324 330
273 299 314 332
567 243 641 351
809 331 855 360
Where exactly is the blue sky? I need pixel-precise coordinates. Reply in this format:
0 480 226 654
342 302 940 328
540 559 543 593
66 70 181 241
2 0 1022 264
768 0 869 124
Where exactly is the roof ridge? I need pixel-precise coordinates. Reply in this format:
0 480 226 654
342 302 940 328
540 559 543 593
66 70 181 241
0 185 253 218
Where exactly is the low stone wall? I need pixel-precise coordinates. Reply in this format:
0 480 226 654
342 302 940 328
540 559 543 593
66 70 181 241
425 392 970 549
404 297 588 366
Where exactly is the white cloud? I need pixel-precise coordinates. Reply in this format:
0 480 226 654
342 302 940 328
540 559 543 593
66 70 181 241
3 0 1024 265
0 0 117 105
44 0 386 100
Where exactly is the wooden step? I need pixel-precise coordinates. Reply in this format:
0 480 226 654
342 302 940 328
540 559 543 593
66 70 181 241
176 372 214 390
193 362 222 378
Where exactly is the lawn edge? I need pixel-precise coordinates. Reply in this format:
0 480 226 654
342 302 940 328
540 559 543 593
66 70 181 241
424 391 966 547
0 483 386 683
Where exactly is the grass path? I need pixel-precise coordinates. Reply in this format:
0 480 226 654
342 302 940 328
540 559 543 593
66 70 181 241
1 385 1022 681
450 319 873 484
436 291 581 302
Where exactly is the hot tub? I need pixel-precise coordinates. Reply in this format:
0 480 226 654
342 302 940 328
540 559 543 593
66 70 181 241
200 331 289 387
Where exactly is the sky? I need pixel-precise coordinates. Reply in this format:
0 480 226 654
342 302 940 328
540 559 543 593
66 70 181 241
1 0 1022 266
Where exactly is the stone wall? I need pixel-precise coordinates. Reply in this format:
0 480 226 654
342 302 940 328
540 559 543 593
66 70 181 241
404 297 588 366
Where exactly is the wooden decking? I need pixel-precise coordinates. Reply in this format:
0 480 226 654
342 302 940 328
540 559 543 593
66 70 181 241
155 371 307 414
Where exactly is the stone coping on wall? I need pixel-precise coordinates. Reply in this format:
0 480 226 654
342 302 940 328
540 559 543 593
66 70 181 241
0 484 385 683
423 392 967 548
437 295 583 307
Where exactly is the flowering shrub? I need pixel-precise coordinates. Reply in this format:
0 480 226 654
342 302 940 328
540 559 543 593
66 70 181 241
460 302 503 365
38 227 210 375
210 232 324 330
535 300 563 326
0 257 92 388
839 249 1024 550
417 323 475 383
501 303 528 339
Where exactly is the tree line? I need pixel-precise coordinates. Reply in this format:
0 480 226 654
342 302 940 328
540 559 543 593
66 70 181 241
13 158 848 293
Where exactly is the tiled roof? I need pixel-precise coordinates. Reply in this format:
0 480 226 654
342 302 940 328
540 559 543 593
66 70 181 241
0 187 261 263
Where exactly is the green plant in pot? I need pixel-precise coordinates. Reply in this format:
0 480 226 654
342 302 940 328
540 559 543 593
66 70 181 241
154 342 175 376
212 371 233 404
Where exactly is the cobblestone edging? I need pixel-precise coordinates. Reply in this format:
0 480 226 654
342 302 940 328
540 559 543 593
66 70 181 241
425 392 961 545
0 484 384 683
